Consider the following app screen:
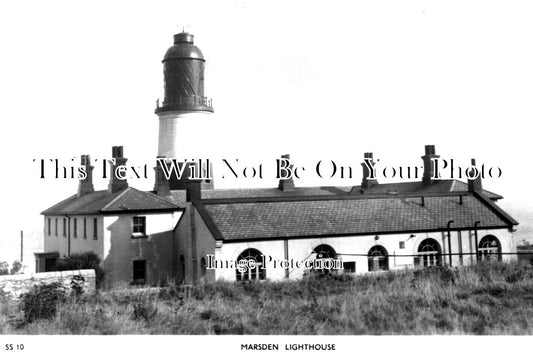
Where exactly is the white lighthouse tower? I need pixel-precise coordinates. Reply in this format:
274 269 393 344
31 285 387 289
154 32 213 191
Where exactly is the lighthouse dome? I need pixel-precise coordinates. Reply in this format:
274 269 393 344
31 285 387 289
156 32 213 114
163 32 205 62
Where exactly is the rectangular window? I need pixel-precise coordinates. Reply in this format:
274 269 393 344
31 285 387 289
47 218 51 236
55 218 58 236
132 260 147 284
73 218 77 238
83 218 87 239
132 216 146 236
63 218 67 237
399 241 405 249
343 261 356 273
93 218 98 240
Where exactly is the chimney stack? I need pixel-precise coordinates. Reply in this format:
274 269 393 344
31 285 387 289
77 155 94 197
278 154 295 192
108 146 129 193
186 181 202 202
361 152 378 189
421 145 439 185
153 156 170 196
467 158 483 192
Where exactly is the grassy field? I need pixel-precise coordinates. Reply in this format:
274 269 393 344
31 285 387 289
3 261 533 334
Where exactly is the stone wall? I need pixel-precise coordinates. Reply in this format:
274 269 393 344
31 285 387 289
0 269 96 299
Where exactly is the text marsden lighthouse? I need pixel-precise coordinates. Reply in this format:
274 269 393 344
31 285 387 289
155 31 214 190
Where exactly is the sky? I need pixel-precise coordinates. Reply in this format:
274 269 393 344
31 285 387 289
1 0 533 265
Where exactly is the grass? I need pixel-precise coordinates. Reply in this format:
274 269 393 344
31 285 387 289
3 261 533 334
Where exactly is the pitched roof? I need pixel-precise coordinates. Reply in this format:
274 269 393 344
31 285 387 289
200 180 502 200
41 187 183 215
101 188 181 213
350 180 502 200
196 192 517 242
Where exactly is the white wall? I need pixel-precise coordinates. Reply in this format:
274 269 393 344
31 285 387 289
214 228 516 281
43 215 104 258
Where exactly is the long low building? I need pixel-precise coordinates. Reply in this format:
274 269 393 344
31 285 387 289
39 145 518 285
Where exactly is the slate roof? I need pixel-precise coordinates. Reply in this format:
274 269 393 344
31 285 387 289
350 180 502 200
42 178 508 242
196 192 517 242
41 187 183 215
101 188 181 213
201 179 502 200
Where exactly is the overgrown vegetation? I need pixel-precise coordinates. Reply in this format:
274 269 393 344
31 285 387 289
55 252 105 288
19 282 67 323
3 261 533 334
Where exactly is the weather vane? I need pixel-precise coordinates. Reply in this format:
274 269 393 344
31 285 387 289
179 25 191 33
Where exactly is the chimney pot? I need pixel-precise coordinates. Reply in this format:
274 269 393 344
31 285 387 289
111 146 124 158
77 154 95 197
361 151 378 190
154 156 171 196
278 154 295 192
186 181 201 202
421 144 439 185
108 146 128 193
467 158 483 192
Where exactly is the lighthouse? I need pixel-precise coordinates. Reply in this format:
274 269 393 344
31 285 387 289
155 31 214 191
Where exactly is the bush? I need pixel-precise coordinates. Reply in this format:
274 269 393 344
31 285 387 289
19 282 67 323
0 261 8 276
9 260 22 275
55 252 105 288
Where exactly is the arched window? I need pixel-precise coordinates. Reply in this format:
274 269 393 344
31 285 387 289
312 244 337 274
179 255 185 281
200 257 207 277
236 248 265 281
478 235 501 262
416 238 441 267
313 244 337 259
368 245 389 271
